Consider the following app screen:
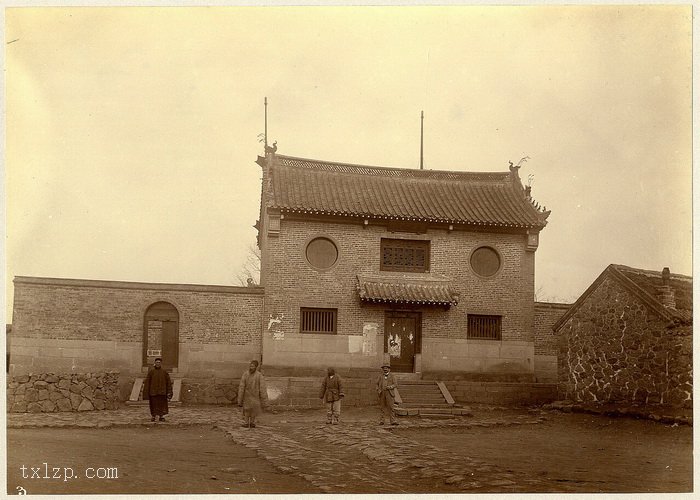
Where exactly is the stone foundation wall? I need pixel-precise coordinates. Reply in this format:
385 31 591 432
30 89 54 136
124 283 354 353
266 377 377 409
444 381 557 406
178 376 378 408
7 372 120 413
181 378 238 405
557 275 693 408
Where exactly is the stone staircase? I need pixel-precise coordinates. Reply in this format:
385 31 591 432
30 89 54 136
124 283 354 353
394 380 469 417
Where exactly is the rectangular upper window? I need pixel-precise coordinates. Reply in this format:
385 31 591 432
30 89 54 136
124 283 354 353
467 314 502 340
300 308 337 334
380 238 430 272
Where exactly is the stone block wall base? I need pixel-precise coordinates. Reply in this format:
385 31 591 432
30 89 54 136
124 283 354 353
7 371 121 413
444 381 558 406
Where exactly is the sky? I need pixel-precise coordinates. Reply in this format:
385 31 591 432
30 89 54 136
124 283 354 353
4 5 693 322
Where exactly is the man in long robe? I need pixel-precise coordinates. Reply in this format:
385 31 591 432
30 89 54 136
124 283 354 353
143 358 173 422
238 360 267 428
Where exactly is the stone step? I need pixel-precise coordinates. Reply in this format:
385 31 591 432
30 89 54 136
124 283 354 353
399 402 453 408
395 407 470 416
400 396 447 403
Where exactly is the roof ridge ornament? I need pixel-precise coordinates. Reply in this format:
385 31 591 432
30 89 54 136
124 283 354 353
265 141 278 155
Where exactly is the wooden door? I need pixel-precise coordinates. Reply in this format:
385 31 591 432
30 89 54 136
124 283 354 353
143 302 179 370
385 311 420 373
161 320 179 370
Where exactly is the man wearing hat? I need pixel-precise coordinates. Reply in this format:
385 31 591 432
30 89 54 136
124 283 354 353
376 356 399 425
143 357 173 422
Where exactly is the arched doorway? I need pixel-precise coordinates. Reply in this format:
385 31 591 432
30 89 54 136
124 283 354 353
143 302 179 370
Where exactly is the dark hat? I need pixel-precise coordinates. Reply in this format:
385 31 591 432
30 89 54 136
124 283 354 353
381 354 391 369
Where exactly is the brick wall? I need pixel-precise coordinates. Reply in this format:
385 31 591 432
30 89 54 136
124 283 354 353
533 301 570 382
261 217 537 376
11 277 264 377
557 276 692 408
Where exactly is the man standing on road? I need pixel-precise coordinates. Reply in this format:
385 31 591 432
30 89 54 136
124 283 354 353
238 360 267 428
319 367 344 425
376 360 399 426
143 357 173 422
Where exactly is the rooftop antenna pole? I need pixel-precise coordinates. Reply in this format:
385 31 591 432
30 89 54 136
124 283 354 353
264 97 268 151
420 110 424 170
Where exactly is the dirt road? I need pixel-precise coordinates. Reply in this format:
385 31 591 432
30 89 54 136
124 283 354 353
400 411 692 493
6 407 692 494
7 426 318 495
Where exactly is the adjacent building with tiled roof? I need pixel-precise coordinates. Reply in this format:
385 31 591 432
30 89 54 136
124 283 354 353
555 264 692 408
257 150 552 379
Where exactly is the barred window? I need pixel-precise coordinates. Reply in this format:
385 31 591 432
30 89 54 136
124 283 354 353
300 308 337 334
381 238 430 272
467 315 502 340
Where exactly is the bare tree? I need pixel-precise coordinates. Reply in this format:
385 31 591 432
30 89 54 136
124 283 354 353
235 244 261 286
535 285 576 304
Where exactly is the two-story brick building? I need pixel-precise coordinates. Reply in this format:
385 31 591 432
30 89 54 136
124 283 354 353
9 148 554 396
256 151 550 380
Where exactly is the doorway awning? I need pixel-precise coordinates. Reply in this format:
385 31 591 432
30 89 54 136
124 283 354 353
357 275 460 306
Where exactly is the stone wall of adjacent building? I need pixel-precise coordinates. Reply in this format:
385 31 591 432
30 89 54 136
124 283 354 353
7 371 120 413
533 302 570 382
11 277 263 378
557 275 692 408
261 217 537 377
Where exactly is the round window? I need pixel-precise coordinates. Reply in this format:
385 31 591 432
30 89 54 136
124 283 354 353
306 237 338 269
470 246 501 277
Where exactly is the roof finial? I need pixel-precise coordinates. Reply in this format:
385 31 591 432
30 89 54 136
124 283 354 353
517 156 530 167
419 110 424 170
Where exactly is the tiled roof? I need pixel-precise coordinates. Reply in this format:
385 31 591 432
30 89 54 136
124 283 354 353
553 264 692 330
260 154 550 229
357 275 459 306
611 265 692 322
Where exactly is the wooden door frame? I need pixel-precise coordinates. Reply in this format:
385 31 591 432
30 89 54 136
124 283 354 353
142 302 180 370
384 310 422 372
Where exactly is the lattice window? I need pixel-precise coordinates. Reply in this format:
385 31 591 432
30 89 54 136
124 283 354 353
300 308 338 334
380 238 430 272
467 314 502 340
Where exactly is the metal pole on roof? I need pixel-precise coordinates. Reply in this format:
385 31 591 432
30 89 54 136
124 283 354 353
264 97 268 150
420 110 424 170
